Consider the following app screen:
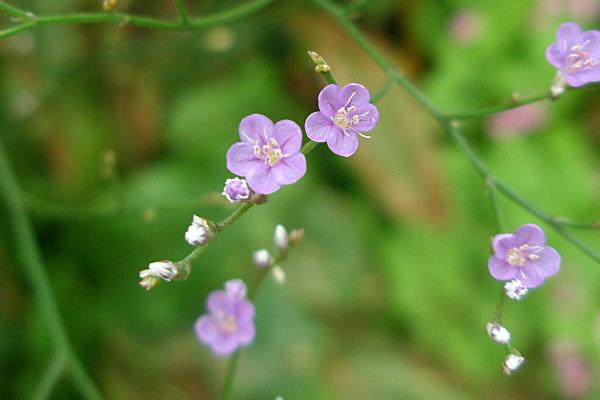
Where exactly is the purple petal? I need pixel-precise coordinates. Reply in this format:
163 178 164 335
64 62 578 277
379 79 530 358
563 71 593 87
326 130 359 157
234 300 255 323
318 84 343 116
556 22 582 51
271 154 306 185
226 142 261 176
355 103 379 132
239 114 274 144
195 315 218 342
519 264 545 288
488 255 519 281
211 333 240 357
236 321 255 345
274 119 302 154
513 224 546 246
207 291 229 313
533 246 561 277
305 111 336 142
340 83 371 109
545 43 566 69
492 234 514 258
246 164 281 195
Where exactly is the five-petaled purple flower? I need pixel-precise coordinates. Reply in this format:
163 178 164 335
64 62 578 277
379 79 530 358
305 83 379 157
195 279 255 357
488 224 561 288
546 22 600 87
226 114 306 195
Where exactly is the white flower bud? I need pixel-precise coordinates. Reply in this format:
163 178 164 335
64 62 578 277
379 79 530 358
274 225 289 251
139 270 159 290
504 279 528 300
550 71 567 98
185 215 212 246
272 265 286 284
486 321 511 344
148 260 178 281
502 353 525 375
253 249 272 269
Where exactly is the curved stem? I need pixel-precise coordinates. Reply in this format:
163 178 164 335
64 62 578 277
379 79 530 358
447 92 552 120
32 351 67 400
219 352 240 400
0 137 103 399
174 0 190 26
0 0 274 39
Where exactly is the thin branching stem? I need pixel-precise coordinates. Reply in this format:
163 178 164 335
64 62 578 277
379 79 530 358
0 0 274 39
174 0 190 26
32 351 67 400
0 137 103 399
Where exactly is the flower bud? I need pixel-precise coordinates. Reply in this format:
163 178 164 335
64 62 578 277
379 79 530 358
551 72 567 98
185 215 212 246
502 353 525 375
148 260 178 281
504 279 528 300
486 321 511 344
253 249 272 269
139 273 159 290
272 265 286 284
274 225 289 251
222 177 251 203
289 228 304 244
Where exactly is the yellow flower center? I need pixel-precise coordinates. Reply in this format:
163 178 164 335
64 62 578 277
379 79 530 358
216 311 238 334
254 138 283 166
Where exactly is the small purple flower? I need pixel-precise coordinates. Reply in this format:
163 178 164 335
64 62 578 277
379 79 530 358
222 177 251 202
488 224 561 288
546 22 600 87
195 279 255 357
305 83 379 157
226 114 306 195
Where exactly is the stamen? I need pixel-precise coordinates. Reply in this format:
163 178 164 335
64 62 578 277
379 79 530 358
344 91 356 107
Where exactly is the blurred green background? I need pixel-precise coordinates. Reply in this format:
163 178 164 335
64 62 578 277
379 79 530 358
1 0 600 398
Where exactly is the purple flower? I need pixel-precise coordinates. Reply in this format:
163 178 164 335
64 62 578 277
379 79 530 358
195 279 255 357
222 177 251 202
305 83 379 157
226 114 306 195
546 22 600 87
488 224 561 288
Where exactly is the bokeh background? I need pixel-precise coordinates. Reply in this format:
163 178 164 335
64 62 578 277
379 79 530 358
2 0 600 398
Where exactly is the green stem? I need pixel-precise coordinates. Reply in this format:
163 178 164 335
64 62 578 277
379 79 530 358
174 0 190 26
0 0 274 39
442 122 600 264
0 137 103 399
371 76 394 103
32 351 67 400
219 352 240 400
447 92 552 120
494 287 506 324
0 0 32 18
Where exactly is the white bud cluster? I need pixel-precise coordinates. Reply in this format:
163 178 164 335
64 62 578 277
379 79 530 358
486 321 511 344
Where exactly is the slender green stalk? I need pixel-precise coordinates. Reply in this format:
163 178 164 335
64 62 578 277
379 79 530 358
174 0 190 26
219 352 240 400
0 0 31 18
486 178 505 233
0 0 274 39
371 76 394 103
442 122 600 263
344 0 372 15
32 351 67 400
447 92 552 120
0 137 103 399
